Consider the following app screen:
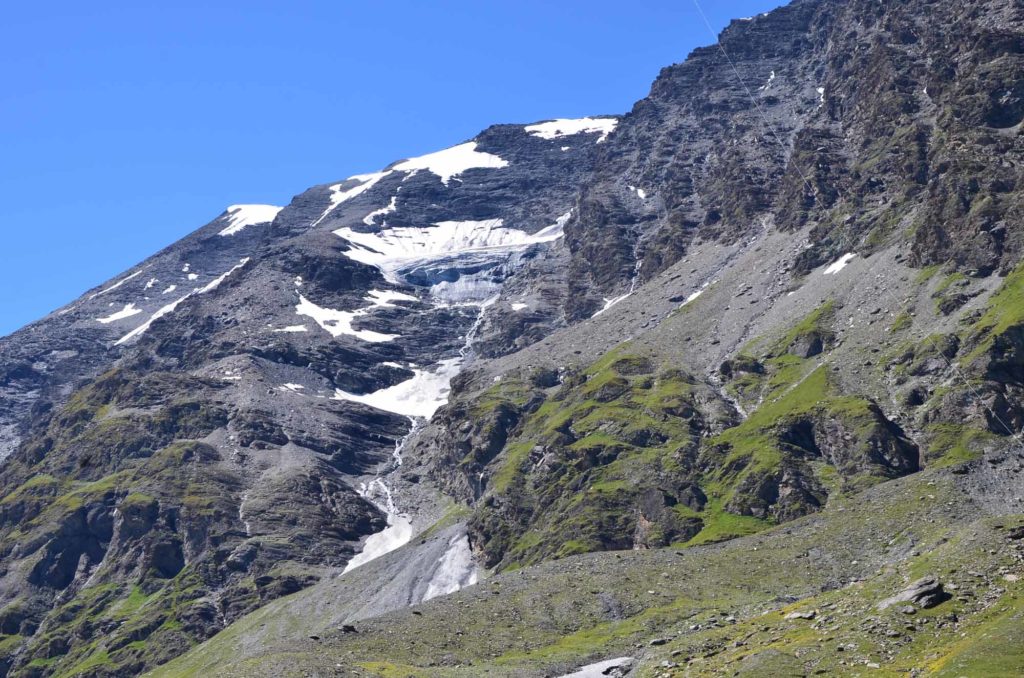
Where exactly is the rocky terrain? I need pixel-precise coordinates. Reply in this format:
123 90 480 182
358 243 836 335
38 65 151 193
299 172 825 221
1 0 1023 675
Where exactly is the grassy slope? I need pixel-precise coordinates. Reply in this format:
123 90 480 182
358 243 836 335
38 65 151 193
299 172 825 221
149 457 1023 677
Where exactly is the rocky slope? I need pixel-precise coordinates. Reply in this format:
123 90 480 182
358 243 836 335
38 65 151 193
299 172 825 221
1 0 1023 675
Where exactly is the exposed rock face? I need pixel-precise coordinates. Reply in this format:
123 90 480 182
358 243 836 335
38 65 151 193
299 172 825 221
0 121 615 674
552 0 1024 318
1 0 1024 675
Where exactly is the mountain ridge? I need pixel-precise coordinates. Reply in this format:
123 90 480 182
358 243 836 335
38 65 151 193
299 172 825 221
2 0 1024 675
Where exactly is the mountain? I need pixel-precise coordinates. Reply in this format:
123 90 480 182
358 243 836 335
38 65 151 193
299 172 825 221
1 0 1023 676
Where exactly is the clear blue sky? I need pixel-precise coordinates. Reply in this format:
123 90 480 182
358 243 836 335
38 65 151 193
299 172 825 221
0 0 782 337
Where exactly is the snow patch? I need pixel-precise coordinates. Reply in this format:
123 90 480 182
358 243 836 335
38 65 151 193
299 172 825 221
628 185 648 199
273 325 308 333
311 171 392 227
423 534 479 601
365 289 418 307
759 70 777 91
334 358 460 418
144 278 157 290
161 285 177 295
558 658 636 678
592 293 631 318
823 253 856 275
295 295 400 343
512 302 529 311
392 142 509 185
362 195 397 226
342 478 414 574
187 273 199 281
97 304 142 324
525 117 618 143
682 281 712 307
218 204 283 236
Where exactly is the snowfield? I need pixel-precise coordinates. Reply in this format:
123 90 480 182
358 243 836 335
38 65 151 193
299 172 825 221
525 117 618 143
295 294 400 343
333 357 460 418
218 204 283 236
392 141 509 184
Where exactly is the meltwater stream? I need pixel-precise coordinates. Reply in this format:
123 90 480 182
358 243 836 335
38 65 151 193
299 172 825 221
342 421 419 574
340 298 496 577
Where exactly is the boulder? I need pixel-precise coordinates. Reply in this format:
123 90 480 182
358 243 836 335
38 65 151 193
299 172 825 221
877 575 949 610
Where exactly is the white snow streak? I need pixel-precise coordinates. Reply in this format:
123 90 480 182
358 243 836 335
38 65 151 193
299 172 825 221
97 303 143 324
362 196 397 226
823 252 856 275
273 325 308 333
311 171 392 228
592 292 631 318
115 258 249 345
88 271 143 300
525 117 618 143
218 204 283 236
197 258 251 294
339 300 493 573
392 142 508 185
115 294 191 346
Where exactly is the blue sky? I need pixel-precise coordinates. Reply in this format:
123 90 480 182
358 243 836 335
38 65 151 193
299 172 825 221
0 0 782 337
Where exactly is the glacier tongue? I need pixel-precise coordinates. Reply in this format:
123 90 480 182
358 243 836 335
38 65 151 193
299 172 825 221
333 218 562 276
